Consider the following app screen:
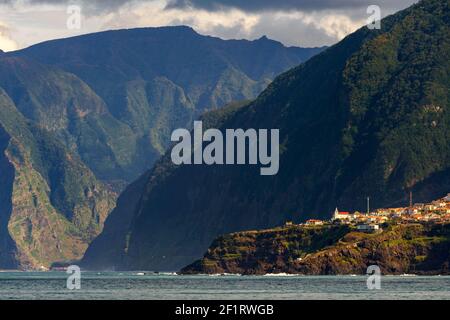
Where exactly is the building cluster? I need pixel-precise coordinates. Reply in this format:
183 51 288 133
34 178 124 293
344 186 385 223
298 193 450 233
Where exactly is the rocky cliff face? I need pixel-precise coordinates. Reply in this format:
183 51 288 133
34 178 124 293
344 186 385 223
181 223 450 275
83 0 450 271
0 89 116 269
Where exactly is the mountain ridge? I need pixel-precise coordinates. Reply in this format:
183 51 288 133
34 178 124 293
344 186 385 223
7 25 323 187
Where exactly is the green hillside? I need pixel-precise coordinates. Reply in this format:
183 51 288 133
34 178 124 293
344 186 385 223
82 0 450 271
0 89 116 269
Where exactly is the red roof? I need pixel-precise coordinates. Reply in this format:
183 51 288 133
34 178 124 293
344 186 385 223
339 212 350 215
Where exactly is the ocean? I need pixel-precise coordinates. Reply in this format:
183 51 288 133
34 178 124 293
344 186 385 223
0 272 449 300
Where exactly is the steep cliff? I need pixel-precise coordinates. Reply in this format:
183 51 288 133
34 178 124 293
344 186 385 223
181 223 450 275
0 89 116 269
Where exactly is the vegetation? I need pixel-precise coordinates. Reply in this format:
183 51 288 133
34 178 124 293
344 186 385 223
0 89 116 269
83 0 450 271
181 223 450 275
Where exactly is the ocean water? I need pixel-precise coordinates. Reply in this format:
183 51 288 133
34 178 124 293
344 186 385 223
0 272 449 300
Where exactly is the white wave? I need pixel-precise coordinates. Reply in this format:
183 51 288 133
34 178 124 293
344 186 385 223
263 273 298 277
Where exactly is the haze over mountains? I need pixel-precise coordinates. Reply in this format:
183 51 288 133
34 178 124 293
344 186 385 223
82 0 450 271
9 26 322 188
0 26 322 269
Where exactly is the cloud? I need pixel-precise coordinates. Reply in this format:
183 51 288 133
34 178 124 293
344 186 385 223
0 22 18 51
94 2 357 47
97 1 260 39
166 0 418 12
194 10 364 47
0 0 146 14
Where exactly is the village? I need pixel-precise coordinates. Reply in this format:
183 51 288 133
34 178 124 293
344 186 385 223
292 193 450 233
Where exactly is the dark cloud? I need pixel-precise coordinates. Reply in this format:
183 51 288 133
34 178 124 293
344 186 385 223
166 0 417 12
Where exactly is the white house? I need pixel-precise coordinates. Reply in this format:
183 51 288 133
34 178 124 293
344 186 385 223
356 224 380 232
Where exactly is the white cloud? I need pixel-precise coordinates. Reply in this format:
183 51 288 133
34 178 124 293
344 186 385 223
0 22 18 51
82 1 363 47
95 1 260 37
241 11 364 46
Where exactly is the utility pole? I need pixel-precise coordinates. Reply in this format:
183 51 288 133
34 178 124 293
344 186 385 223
410 191 413 207
409 191 413 215
367 196 370 215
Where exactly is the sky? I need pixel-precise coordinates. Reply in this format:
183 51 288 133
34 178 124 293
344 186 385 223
0 0 418 52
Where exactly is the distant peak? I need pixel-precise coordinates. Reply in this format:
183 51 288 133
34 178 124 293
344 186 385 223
159 25 197 34
126 25 200 38
0 49 4 55
174 25 195 31
255 35 285 47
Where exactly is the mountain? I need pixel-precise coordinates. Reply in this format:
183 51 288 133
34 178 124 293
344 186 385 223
181 223 450 275
0 27 322 269
9 26 324 188
0 88 116 269
82 0 450 271
0 55 146 190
